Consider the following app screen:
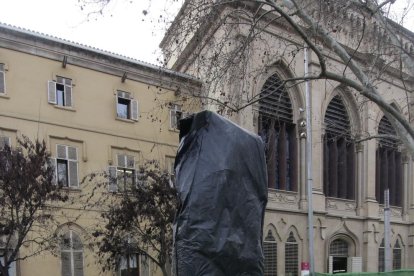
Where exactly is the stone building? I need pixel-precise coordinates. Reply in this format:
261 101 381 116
0 23 200 276
161 1 414 274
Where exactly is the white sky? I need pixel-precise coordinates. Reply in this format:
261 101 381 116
0 0 412 65
0 0 183 64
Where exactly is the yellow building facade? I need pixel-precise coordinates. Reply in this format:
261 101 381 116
0 23 200 276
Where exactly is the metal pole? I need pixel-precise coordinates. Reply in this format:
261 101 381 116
304 46 315 276
384 189 391 272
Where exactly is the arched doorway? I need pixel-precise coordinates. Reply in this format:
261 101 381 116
328 238 352 274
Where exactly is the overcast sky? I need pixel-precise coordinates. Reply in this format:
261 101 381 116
0 0 412 65
0 0 183 64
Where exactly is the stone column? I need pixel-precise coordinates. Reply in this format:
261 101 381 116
402 152 409 219
356 142 364 216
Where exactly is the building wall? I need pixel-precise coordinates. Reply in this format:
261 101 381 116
0 25 200 276
161 2 414 274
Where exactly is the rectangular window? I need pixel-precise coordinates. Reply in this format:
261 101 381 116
0 255 16 276
0 136 11 149
118 254 150 276
169 104 182 130
116 91 139 121
0 64 5 94
165 156 175 175
109 154 136 192
48 77 73 107
55 144 79 188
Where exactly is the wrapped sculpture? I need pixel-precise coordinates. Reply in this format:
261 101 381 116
173 111 268 276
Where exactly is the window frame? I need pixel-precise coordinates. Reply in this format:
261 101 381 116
55 144 79 188
0 63 6 95
263 230 278 276
60 230 84 276
285 232 299 276
48 76 73 108
258 73 298 192
118 254 151 276
116 91 139 121
323 95 355 200
375 115 403 207
109 154 136 192
0 135 11 149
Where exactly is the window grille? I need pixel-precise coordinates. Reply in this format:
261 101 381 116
378 239 385 272
323 95 355 199
375 115 403 206
264 230 277 276
330 239 348 257
258 74 297 191
393 240 402 270
285 232 298 276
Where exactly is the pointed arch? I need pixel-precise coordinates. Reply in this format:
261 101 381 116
285 227 301 276
258 71 298 191
263 224 279 276
378 238 385 272
323 91 356 200
375 111 403 207
322 86 361 137
393 235 404 270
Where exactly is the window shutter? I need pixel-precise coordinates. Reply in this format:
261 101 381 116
140 254 150 276
50 158 57 185
68 161 78 187
67 146 77 161
0 136 10 149
328 256 333 274
117 154 126 168
57 145 67 159
170 109 176 129
73 252 84 276
61 252 72 276
65 85 72 107
348 257 362 272
126 155 135 169
131 99 139 121
48 81 57 104
0 69 5 94
108 166 118 192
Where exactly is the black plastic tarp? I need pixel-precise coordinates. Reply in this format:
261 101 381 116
173 111 268 276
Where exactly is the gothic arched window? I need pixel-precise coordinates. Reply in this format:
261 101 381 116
285 232 298 276
378 239 385 272
375 115 403 207
259 74 297 191
393 239 402 270
323 95 355 199
263 230 277 276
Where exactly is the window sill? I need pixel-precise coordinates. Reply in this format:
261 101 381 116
0 93 10 99
116 117 137 123
53 105 76 112
61 186 81 192
168 127 179 133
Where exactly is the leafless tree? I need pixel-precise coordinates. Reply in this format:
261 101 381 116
78 0 414 154
82 160 177 276
0 136 70 276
